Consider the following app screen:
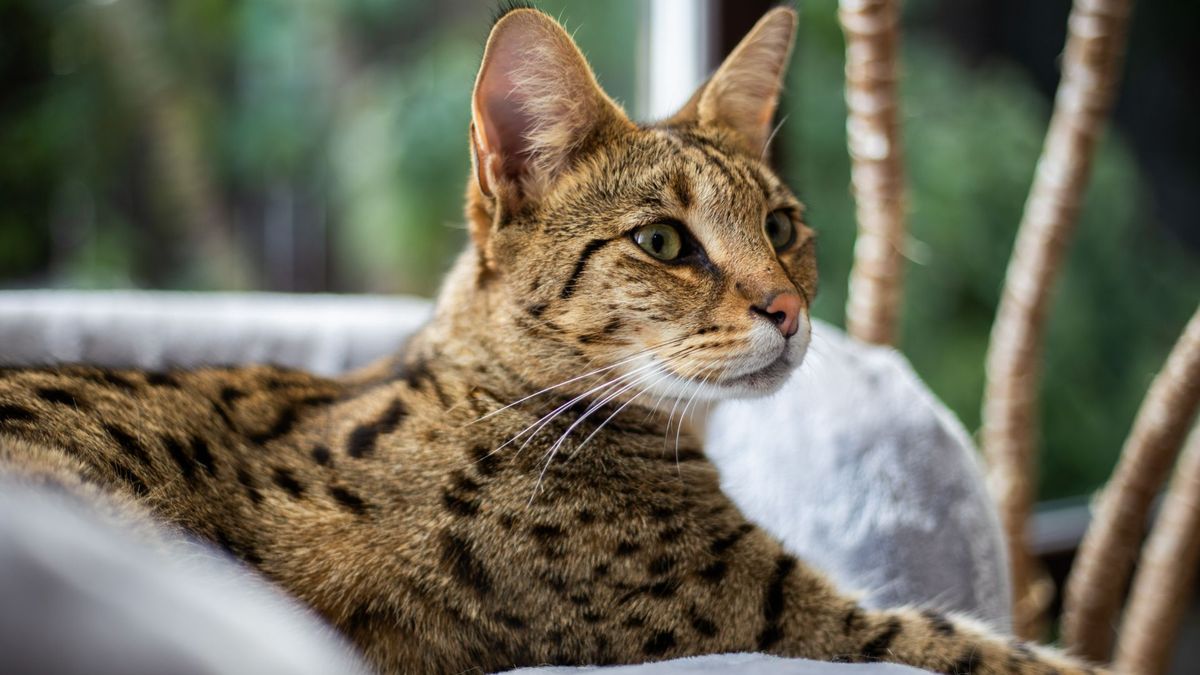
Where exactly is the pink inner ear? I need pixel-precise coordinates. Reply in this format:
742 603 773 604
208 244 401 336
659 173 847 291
476 39 537 183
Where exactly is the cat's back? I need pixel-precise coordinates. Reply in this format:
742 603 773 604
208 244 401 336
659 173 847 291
0 363 344 526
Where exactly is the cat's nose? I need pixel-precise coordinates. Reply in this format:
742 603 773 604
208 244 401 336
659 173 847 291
751 291 803 338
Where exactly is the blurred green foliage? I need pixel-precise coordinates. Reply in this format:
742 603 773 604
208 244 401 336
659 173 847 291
0 0 1196 499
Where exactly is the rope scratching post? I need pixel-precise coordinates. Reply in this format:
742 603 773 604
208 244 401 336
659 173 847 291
1062 307 1200 661
1115 426 1200 675
838 0 907 346
980 0 1133 639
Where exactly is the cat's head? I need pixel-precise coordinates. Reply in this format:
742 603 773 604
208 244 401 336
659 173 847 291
459 6 813 400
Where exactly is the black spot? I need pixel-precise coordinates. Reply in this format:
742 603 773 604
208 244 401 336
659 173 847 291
623 615 646 629
342 603 379 636
710 523 753 554
843 607 866 635
698 560 727 584
582 610 605 624
670 172 692 209
860 617 903 662
560 237 614 299
648 578 680 598
163 436 196 482
347 398 406 458
36 387 87 409
237 468 263 505
212 529 261 565
577 508 595 524
690 613 718 638
209 401 237 430
329 485 369 516
530 523 565 542
643 630 676 656
272 468 304 498
219 386 246 404
944 648 981 674
451 471 481 493
495 612 526 630
527 303 548 319
0 403 36 424
543 572 568 593
593 563 610 578
757 624 785 651
650 505 676 520
190 436 217 477
756 555 796 649
145 371 181 388
602 318 623 335
616 540 641 556
763 555 796 623
441 532 491 595
106 459 149 496
443 489 481 517
300 394 335 408
569 593 591 606
311 445 332 466
470 444 501 476
249 405 299 445
103 424 151 467
86 371 138 391
658 526 685 543
648 555 675 576
922 609 956 636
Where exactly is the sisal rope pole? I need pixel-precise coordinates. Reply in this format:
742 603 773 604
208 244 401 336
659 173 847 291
839 0 907 347
1114 426 1200 675
979 0 1134 639
1063 307 1200 661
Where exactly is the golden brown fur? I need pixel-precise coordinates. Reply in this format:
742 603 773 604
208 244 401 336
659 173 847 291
0 7 1104 674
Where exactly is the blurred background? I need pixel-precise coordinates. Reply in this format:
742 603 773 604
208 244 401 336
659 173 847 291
1 0 1197 510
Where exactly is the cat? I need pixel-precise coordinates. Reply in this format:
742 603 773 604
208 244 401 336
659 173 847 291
0 6 1104 675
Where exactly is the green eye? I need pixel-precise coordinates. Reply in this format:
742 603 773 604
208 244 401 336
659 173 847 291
765 210 795 250
633 223 683 261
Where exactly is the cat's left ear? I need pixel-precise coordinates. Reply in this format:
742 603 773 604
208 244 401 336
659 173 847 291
470 9 632 213
669 7 797 156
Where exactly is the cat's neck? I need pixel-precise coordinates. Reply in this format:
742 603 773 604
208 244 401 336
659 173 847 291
384 247 707 436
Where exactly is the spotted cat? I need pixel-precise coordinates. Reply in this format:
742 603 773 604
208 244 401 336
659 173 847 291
0 7 1104 675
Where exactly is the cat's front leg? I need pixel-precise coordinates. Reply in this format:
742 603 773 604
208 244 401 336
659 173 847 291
710 531 1105 674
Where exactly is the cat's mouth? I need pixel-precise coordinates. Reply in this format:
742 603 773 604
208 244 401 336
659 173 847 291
717 351 795 391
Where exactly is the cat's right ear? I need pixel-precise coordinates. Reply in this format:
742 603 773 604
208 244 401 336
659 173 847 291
470 8 632 221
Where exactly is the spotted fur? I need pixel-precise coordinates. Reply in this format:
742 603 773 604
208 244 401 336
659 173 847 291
0 7 1103 675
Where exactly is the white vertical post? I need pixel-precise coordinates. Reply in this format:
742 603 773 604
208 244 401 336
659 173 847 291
640 0 714 121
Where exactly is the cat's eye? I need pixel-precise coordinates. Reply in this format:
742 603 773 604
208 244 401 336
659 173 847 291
765 210 795 251
633 223 683 261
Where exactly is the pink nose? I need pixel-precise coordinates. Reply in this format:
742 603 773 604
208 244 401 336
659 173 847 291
752 292 803 338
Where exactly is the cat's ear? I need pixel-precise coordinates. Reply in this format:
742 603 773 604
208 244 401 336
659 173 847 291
668 7 797 156
470 8 631 211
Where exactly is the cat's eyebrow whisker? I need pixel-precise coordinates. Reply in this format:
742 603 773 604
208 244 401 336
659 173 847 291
468 335 689 424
